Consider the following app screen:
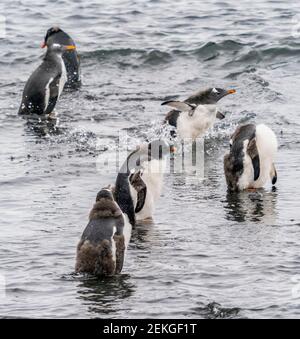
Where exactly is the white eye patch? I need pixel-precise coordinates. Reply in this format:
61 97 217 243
212 88 219 94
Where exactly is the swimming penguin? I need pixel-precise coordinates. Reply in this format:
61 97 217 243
18 43 75 116
42 27 81 88
162 88 236 140
224 124 278 192
114 140 174 224
75 187 132 276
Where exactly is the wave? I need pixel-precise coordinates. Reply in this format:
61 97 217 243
225 46 300 67
81 48 173 67
81 40 300 68
194 40 247 54
82 40 246 63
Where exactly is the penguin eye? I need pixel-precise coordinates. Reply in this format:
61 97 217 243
212 88 219 95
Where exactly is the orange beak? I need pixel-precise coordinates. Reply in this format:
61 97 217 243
64 45 76 51
227 89 236 95
41 44 76 50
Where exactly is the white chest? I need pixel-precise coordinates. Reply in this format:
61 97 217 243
58 57 67 98
130 159 166 220
238 152 255 190
177 105 217 140
237 132 277 190
122 214 132 252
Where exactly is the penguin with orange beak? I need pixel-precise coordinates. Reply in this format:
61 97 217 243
162 87 236 140
41 27 81 88
18 43 76 116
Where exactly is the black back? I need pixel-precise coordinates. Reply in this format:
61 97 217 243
18 50 63 115
81 218 116 246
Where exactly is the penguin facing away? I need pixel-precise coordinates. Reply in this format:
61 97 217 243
18 43 75 116
75 187 132 276
114 140 174 224
224 124 278 192
42 27 81 89
162 88 236 139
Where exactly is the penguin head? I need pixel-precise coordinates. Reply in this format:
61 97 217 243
188 87 236 105
41 27 62 48
46 43 76 55
96 186 114 202
41 27 76 50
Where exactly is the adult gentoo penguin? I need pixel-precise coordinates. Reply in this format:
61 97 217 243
224 124 278 192
162 87 236 140
18 43 75 116
42 27 81 88
114 140 174 224
75 187 132 276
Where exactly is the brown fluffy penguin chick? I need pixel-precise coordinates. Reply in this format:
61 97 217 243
75 187 132 276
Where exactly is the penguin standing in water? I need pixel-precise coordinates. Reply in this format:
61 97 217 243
42 27 81 88
162 87 236 140
224 124 278 192
114 140 174 224
18 43 75 116
76 187 132 276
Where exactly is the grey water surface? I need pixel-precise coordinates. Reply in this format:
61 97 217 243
0 0 300 319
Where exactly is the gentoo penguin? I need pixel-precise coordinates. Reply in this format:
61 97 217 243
18 43 75 116
162 88 236 140
224 124 278 192
42 27 81 88
114 140 174 224
75 187 132 276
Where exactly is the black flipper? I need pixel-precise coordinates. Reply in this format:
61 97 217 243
114 148 142 227
114 173 136 227
135 188 147 213
161 100 195 112
252 155 260 181
129 171 147 213
44 96 58 115
271 164 277 185
44 73 61 115
247 137 260 181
